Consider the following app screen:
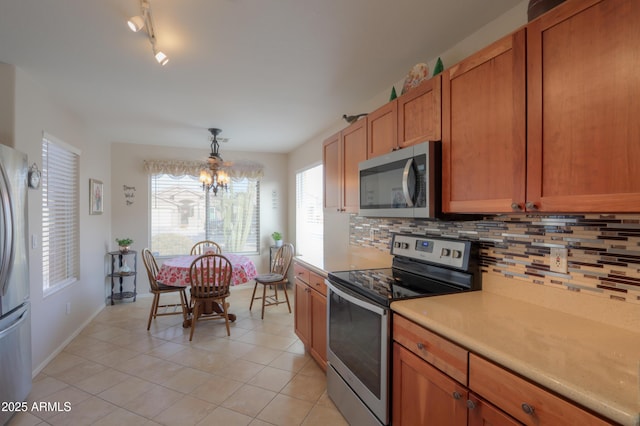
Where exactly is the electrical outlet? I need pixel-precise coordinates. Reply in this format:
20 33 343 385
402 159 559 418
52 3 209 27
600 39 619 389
550 248 568 273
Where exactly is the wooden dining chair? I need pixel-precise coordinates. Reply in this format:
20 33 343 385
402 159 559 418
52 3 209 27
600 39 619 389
250 243 294 319
142 248 188 330
190 240 222 255
188 253 233 341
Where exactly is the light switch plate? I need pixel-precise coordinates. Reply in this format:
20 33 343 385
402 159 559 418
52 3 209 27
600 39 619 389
550 247 568 273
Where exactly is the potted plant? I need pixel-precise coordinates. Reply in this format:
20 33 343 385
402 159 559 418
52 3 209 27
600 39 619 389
115 238 133 253
271 232 283 247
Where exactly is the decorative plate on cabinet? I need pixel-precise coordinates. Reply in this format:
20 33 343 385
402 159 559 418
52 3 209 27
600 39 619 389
401 63 429 94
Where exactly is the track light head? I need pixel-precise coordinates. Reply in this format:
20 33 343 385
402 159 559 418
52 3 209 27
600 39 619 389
127 15 145 32
154 50 169 66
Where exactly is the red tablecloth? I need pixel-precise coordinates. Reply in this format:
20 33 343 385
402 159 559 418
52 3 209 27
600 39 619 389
157 254 257 287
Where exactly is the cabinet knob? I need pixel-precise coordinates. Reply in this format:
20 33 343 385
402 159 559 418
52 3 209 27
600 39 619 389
416 342 425 350
521 403 535 415
466 400 476 410
525 201 538 211
511 202 523 211
452 391 462 400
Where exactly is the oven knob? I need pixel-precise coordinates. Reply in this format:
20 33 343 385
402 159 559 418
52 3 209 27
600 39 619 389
441 248 450 257
394 242 400 248
451 250 462 259
402 243 409 249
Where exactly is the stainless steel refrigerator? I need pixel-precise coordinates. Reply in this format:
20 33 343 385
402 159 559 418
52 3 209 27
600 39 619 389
0 144 31 426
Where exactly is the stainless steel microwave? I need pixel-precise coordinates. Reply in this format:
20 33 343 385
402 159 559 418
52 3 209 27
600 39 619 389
358 141 440 218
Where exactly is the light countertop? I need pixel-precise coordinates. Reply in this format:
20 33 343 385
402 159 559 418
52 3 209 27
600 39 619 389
295 246 393 277
391 291 640 426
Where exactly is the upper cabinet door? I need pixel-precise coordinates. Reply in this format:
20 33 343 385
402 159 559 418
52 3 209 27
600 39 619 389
527 0 640 212
323 120 367 214
367 100 398 158
397 75 442 148
323 132 341 213
341 119 367 213
442 29 526 213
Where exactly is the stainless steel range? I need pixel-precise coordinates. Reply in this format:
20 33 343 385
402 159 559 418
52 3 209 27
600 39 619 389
325 234 481 426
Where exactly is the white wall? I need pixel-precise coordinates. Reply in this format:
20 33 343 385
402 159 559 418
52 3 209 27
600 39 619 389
287 0 529 255
111 142 288 294
10 67 111 374
0 63 15 145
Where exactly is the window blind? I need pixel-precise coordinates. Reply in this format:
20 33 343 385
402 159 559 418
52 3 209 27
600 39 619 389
150 174 260 256
42 135 80 295
295 164 323 259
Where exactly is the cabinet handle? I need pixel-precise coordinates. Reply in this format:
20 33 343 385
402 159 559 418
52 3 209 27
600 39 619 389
466 400 476 410
525 201 538 211
452 391 462 400
521 403 535 415
511 202 523 212
416 342 425 350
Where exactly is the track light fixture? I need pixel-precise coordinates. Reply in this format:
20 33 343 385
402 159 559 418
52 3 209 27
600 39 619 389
127 15 145 32
127 0 169 66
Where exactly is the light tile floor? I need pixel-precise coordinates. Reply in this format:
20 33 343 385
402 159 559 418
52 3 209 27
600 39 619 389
9 283 348 426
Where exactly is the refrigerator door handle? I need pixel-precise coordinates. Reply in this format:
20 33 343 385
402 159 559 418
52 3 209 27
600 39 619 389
0 305 28 340
0 161 15 297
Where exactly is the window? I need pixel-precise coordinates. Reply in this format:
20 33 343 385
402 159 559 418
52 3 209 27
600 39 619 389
150 174 260 256
42 133 80 296
296 164 323 259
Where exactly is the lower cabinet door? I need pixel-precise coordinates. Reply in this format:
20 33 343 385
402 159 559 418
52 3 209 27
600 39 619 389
392 342 468 426
294 279 311 347
468 393 523 426
309 287 327 370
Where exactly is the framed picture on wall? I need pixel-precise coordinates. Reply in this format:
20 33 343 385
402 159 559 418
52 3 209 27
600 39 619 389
89 178 103 215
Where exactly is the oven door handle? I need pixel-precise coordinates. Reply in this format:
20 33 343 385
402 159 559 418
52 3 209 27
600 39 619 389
326 280 387 316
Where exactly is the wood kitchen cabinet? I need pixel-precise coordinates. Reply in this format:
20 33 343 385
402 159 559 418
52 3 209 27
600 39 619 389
467 393 523 426
526 0 640 212
444 0 640 214
367 100 397 158
397 75 442 148
293 262 327 370
294 274 311 347
393 343 519 426
393 314 614 425
393 343 468 426
392 314 471 426
322 118 367 213
442 28 526 214
368 76 442 159
469 354 612 426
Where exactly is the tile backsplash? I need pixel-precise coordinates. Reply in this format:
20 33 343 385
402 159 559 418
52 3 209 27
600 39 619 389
350 214 640 305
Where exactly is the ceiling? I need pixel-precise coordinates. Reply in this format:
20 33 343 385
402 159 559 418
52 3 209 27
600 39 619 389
0 0 520 153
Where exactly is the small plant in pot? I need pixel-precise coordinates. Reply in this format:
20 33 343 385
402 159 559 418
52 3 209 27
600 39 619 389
115 238 133 253
271 232 283 247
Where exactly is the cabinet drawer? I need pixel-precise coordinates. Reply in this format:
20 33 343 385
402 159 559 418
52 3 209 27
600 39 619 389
309 272 326 296
393 314 468 385
293 263 310 284
469 354 612 426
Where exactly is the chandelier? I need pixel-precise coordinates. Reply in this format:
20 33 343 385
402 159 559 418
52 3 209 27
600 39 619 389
199 128 229 195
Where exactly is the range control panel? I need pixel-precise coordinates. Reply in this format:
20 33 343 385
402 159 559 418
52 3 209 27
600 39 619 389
391 234 471 270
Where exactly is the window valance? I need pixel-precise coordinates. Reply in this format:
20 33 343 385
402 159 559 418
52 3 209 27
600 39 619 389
143 159 264 180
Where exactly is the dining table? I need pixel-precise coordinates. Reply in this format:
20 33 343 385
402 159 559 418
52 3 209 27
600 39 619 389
156 253 258 325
